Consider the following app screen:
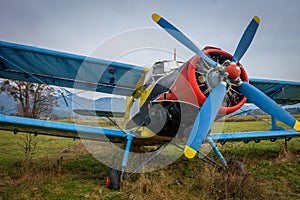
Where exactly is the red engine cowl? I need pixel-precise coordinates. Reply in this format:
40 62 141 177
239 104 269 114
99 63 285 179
156 48 248 114
187 48 248 114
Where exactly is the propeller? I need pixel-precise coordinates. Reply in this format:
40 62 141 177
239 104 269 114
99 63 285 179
151 14 219 67
238 81 300 130
184 83 227 158
232 16 260 63
152 13 300 159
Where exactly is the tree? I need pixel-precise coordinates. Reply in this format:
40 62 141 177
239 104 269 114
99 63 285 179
1 80 59 167
0 80 59 118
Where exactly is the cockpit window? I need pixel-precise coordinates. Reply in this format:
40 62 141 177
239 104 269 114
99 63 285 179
153 62 164 75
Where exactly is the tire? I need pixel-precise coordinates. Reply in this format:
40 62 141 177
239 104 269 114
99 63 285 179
106 168 121 190
227 159 244 176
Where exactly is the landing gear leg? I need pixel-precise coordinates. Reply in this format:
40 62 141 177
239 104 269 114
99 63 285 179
106 132 134 190
207 137 244 175
207 137 227 166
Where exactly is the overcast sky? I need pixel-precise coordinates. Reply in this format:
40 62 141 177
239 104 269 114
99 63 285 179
1 0 300 82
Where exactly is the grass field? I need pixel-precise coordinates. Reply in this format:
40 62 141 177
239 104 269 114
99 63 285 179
0 119 299 199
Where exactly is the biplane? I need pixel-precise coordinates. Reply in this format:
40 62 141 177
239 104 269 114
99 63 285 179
0 13 299 190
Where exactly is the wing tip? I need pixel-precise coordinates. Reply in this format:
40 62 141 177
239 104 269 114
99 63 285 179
152 13 161 22
253 16 260 24
184 146 197 159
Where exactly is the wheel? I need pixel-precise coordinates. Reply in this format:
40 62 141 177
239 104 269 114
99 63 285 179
227 159 244 176
106 168 121 190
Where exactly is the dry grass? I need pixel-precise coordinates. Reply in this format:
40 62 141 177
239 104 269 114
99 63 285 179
120 158 266 200
0 124 300 199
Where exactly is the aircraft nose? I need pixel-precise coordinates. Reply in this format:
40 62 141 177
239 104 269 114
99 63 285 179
226 64 241 80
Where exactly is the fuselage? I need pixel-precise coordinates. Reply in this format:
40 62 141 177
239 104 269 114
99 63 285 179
125 47 249 141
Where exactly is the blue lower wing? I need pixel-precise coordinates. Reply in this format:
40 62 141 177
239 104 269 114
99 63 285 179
0 41 148 96
0 114 128 140
210 130 299 143
0 113 298 146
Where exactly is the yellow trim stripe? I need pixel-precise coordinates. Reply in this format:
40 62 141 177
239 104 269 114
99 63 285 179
135 127 156 138
184 146 197 159
152 13 161 23
140 85 154 107
294 120 300 131
253 16 260 24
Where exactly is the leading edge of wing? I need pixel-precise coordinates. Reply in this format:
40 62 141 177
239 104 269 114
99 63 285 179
249 78 300 86
249 78 300 105
0 40 149 96
0 114 129 141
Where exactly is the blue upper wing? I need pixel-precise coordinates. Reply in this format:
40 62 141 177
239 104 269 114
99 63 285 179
249 78 300 105
0 41 148 96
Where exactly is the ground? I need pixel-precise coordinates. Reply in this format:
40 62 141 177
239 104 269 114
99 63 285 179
0 119 299 199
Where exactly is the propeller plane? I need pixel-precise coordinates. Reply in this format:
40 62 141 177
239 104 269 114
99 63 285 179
0 13 299 189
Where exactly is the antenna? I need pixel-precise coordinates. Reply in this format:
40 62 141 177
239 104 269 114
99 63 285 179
174 48 176 61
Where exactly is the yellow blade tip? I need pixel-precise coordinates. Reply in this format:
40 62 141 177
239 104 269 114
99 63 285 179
184 146 197 159
152 13 161 22
294 120 300 131
253 16 260 24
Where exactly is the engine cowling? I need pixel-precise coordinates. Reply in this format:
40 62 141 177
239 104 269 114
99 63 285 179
128 48 249 137
187 47 248 114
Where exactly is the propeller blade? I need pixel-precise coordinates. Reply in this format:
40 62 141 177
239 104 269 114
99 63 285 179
239 82 300 130
184 83 227 159
152 13 219 67
232 16 260 63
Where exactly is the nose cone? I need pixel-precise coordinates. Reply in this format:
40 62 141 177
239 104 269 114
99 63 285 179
226 64 241 80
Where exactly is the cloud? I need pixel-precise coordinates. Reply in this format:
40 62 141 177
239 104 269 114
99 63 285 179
1 0 300 81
